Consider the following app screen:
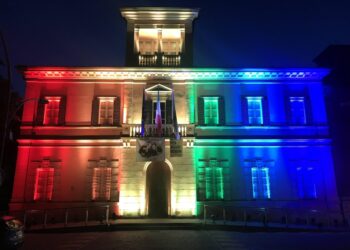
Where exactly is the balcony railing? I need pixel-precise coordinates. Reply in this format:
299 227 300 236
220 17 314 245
138 54 157 66
162 54 181 66
122 124 194 137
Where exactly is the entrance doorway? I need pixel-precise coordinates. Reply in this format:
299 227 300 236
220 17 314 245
146 161 171 218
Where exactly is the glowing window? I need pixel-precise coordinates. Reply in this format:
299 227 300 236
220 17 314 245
297 167 317 199
204 97 219 125
289 97 307 125
246 97 263 125
92 167 112 201
33 168 54 201
205 160 224 200
138 28 158 55
98 97 114 125
161 28 182 55
251 167 270 199
43 97 61 125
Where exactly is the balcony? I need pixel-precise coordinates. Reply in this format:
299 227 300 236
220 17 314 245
138 53 182 67
122 124 194 137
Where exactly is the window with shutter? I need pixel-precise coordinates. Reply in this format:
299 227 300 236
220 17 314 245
289 97 307 125
43 97 61 125
98 97 115 126
246 97 264 125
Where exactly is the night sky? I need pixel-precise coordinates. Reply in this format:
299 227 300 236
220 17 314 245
1 0 350 95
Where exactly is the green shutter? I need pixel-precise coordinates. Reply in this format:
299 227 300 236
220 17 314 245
218 96 225 125
241 96 248 125
262 96 269 125
166 99 172 124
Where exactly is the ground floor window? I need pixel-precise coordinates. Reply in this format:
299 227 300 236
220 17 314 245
33 168 54 201
92 167 112 201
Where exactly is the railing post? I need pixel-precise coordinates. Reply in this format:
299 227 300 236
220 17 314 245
244 210 247 227
43 210 47 229
285 211 289 228
223 207 226 225
64 209 69 227
106 206 109 226
203 205 207 225
85 208 89 226
23 211 27 230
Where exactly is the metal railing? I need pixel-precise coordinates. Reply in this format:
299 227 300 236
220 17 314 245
162 54 181 66
138 54 157 66
123 124 194 137
202 204 345 229
11 205 111 230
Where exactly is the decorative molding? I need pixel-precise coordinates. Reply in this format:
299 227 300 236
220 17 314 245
21 67 329 82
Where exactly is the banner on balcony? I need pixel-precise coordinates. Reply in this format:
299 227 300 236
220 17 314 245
136 138 165 162
170 138 183 157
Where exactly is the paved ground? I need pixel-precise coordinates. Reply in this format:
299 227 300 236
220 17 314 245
22 230 350 250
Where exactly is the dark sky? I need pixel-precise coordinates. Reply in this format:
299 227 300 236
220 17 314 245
1 0 350 95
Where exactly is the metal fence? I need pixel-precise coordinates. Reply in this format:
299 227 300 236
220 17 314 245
10 205 111 229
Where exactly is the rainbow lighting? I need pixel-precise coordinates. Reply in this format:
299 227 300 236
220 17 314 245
9 7 341 222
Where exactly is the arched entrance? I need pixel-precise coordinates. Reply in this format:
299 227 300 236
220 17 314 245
146 161 171 218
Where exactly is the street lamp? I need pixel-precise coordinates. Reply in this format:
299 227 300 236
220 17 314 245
0 98 48 187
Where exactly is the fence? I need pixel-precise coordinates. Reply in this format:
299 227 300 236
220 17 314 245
11 205 111 230
202 204 345 228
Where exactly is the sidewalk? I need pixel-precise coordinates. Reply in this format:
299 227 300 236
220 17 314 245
24 218 350 233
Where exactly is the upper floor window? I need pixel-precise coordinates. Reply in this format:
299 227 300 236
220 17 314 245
37 96 66 125
204 97 219 125
91 97 121 126
296 167 317 199
152 101 166 124
246 97 263 125
43 97 60 125
98 97 115 125
251 165 271 199
198 96 225 126
33 167 54 201
289 97 307 125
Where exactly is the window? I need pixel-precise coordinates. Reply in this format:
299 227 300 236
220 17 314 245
98 97 114 125
204 97 219 125
33 168 54 201
246 97 263 125
289 97 307 125
197 159 224 201
296 167 317 199
251 167 271 199
152 102 166 124
92 167 112 201
43 97 61 125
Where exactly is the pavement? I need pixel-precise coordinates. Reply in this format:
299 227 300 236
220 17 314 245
24 218 350 233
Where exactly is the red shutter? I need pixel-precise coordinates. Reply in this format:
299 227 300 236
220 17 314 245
113 97 121 126
58 96 66 125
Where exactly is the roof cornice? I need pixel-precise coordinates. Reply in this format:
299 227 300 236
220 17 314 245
19 67 329 82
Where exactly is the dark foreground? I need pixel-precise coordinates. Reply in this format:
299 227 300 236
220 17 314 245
22 230 350 250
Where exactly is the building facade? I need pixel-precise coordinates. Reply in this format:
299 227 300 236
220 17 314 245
10 8 340 220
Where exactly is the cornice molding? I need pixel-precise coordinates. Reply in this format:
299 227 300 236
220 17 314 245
21 67 329 82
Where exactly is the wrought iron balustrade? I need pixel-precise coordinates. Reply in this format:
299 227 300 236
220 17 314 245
123 124 194 137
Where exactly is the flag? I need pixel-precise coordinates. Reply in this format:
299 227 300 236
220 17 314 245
172 86 180 140
155 90 162 136
140 89 146 137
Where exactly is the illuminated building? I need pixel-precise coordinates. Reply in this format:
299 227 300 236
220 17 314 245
9 8 340 219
